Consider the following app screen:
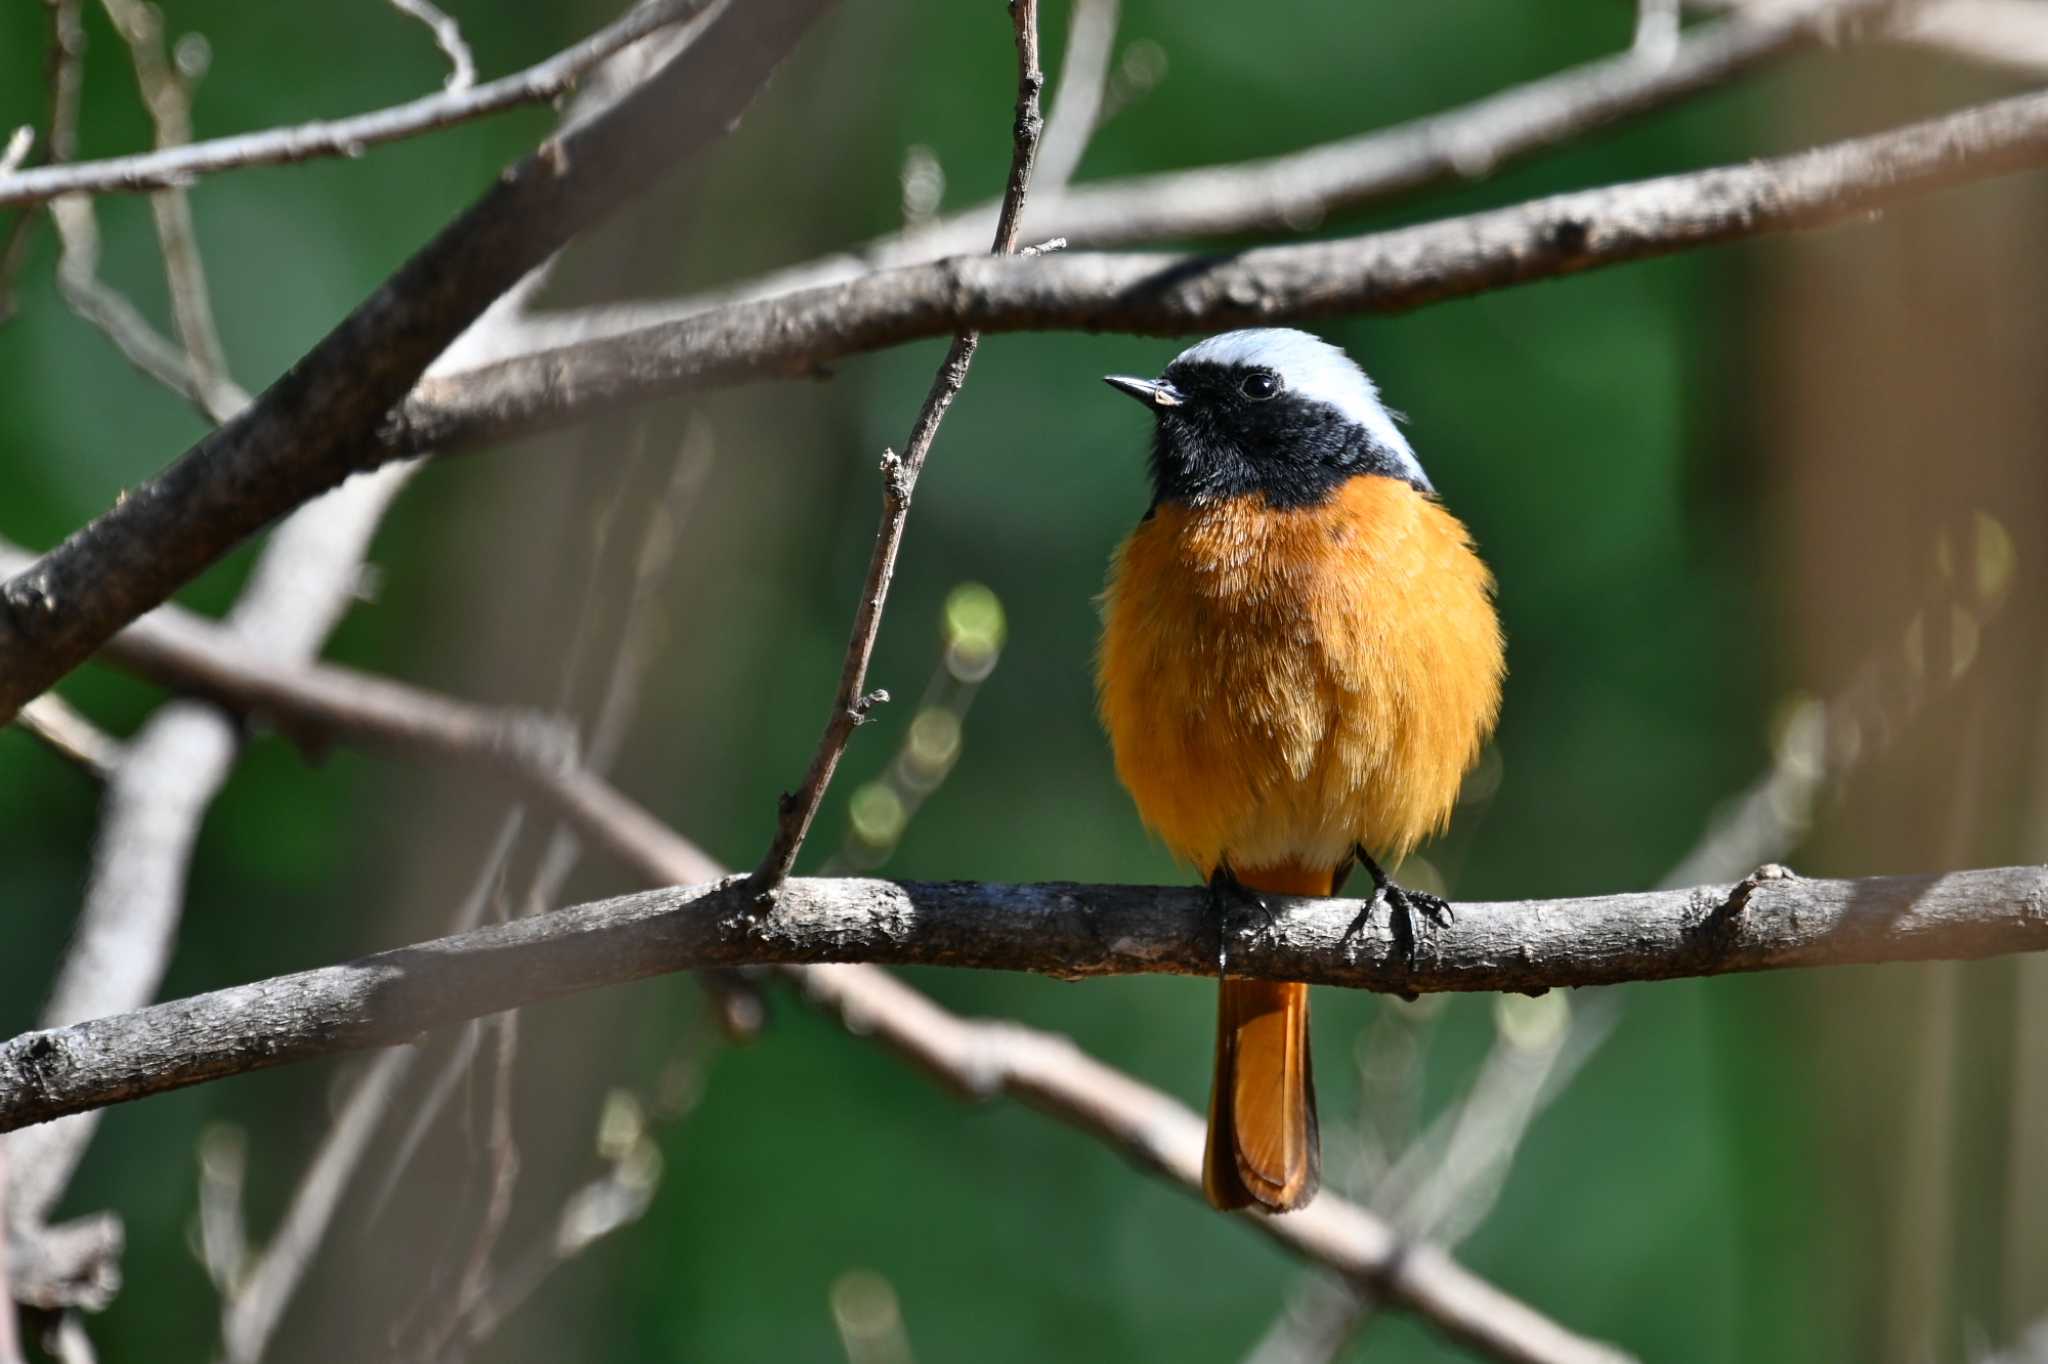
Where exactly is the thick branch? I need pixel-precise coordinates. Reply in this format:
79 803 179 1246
5 864 2044 1133
388 86 2048 456
0 0 712 209
0 0 838 725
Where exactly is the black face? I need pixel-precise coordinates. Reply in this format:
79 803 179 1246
1132 360 1426 512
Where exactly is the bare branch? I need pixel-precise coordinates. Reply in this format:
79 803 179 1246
43 1311 96 1364
0 131 31 178
0 467 415 1247
1689 0 2048 78
387 0 477 92
48 195 212 409
214 1052 412 1364
487 0 1880 350
1634 0 1683 64
391 85 2048 457
0 1149 20 1364
0 537 719 891
0 0 717 209
101 0 247 420
0 0 842 727
792 964 1631 1364
6 864 2045 1136
1903 0 2048 76
0 0 84 320
1032 0 1118 196
3 1212 119 1314
748 0 1047 891
14 696 123 779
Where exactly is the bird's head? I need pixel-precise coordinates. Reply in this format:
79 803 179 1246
1104 328 1429 509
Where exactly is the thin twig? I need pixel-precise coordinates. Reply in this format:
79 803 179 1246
0 0 720 209
425 1009 520 1363
14 696 124 780
1032 0 1118 196
1635 0 1683 64
0 1148 21 1364
458 1040 707 1346
193 1124 247 1292
1688 0 2048 78
210 802 515 1363
387 0 477 92
48 194 211 409
215 1049 413 1363
0 0 84 320
390 84 2048 460
43 1312 96 1364
101 0 247 420
0 132 31 178
747 0 1046 892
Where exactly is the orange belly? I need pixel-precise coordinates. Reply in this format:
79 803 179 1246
1096 476 1503 878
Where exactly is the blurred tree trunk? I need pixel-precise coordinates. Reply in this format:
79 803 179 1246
1762 51 2048 1364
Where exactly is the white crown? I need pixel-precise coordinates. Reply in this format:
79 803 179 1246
1172 329 1428 490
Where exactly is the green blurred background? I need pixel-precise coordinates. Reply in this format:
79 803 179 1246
5 2 2048 1360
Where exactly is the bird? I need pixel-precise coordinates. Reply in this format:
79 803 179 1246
1095 328 1504 1213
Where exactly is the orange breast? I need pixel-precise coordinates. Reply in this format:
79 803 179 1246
1096 476 1503 878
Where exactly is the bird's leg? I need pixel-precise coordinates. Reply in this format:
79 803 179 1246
1346 845 1453 963
1207 861 1276 978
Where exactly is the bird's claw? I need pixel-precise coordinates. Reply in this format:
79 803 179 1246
1209 865 1277 977
1387 883 1454 929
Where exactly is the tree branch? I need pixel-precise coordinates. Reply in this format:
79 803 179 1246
504 0 1878 346
0 0 83 320
0 0 713 209
6 864 2044 1135
1690 0 2048 79
0 0 840 726
388 85 2048 457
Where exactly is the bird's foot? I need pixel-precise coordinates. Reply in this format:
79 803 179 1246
1385 881 1454 931
1347 846 1452 978
1208 863 1276 978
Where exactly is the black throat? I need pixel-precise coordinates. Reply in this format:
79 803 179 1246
1145 381 1428 513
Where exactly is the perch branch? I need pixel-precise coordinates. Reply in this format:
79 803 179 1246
6 864 2046 1134
0 566 1621 1362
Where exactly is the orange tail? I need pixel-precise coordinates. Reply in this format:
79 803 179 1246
1203 862 1331 1213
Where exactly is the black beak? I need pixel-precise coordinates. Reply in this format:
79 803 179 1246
1103 375 1183 409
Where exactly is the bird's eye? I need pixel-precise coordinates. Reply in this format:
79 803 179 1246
1239 370 1281 401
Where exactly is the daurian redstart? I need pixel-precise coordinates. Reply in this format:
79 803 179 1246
1097 329 1503 1212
